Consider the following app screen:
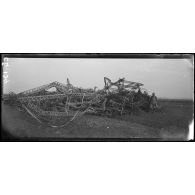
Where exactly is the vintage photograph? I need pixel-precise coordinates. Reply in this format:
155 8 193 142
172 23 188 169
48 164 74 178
1 54 194 141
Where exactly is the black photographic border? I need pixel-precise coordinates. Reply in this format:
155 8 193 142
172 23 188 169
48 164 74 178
1 53 194 142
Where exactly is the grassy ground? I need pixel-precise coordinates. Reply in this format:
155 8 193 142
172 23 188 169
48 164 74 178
119 100 193 129
1 99 193 140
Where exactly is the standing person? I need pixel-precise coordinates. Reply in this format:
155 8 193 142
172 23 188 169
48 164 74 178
142 91 150 111
149 92 158 112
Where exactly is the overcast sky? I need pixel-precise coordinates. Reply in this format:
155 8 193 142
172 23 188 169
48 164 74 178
3 58 194 99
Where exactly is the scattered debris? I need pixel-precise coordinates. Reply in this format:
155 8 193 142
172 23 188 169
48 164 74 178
3 77 159 127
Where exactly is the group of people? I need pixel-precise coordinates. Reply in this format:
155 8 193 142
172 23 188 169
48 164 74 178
135 89 158 112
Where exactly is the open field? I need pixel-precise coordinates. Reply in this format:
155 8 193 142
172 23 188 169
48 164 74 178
119 99 193 130
1 99 194 140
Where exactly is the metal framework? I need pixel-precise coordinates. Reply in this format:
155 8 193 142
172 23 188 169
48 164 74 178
18 81 71 96
4 77 155 127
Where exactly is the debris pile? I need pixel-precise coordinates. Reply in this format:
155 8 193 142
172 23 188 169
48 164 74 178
3 77 158 127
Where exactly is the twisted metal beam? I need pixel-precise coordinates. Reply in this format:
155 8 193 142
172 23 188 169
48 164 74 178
18 93 96 102
18 81 70 96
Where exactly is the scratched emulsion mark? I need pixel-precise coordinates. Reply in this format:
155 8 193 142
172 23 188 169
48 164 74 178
2 57 10 92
